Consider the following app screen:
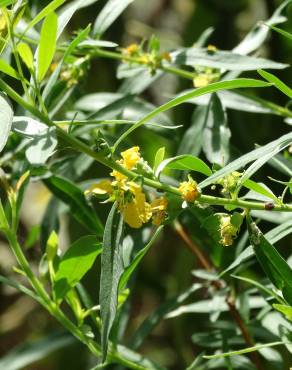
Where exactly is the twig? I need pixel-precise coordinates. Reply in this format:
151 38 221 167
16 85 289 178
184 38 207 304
174 221 264 370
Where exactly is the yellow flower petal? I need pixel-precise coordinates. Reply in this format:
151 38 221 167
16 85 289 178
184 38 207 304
121 146 141 169
85 180 112 196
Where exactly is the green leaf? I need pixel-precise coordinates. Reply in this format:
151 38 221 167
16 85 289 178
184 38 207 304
44 176 103 236
247 218 292 305
25 127 57 165
93 0 134 36
118 226 163 293
57 0 99 39
177 105 208 156
12 116 47 137
153 147 165 173
38 11 58 82
113 78 271 151
0 332 74 370
24 0 65 32
273 304 292 321
129 283 201 350
220 217 292 276
100 204 124 361
171 48 287 71
54 235 102 301
266 24 292 41
0 92 13 153
16 42 34 70
235 137 292 195
232 0 289 55
202 93 230 166
203 341 284 359
199 131 292 188
0 0 15 7
0 59 19 79
258 69 292 99
156 155 212 178
243 179 279 203
43 25 91 101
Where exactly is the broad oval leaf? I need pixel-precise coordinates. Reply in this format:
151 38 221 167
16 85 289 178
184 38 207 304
12 116 47 137
25 127 57 165
0 93 13 153
156 155 212 178
54 235 102 301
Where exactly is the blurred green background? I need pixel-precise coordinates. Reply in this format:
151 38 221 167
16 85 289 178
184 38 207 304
1 0 291 369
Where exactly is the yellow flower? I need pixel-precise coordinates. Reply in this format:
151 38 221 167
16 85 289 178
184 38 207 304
120 182 152 228
193 74 213 88
207 44 217 52
151 197 168 226
219 215 237 247
121 146 141 169
85 180 113 196
125 43 139 55
178 178 200 202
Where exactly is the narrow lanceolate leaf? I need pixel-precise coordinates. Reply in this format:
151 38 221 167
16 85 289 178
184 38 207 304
57 0 100 39
16 42 34 70
199 131 292 188
38 12 58 82
171 48 288 71
113 78 271 151
54 236 102 301
118 226 163 293
0 93 13 153
25 0 65 32
153 147 165 173
0 60 20 79
100 204 124 361
267 24 292 41
258 69 292 99
202 93 230 166
44 176 103 236
156 155 212 178
247 218 292 305
177 105 208 156
93 0 134 36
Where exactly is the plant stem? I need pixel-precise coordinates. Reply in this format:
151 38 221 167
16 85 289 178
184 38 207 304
0 77 291 213
173 223 264 370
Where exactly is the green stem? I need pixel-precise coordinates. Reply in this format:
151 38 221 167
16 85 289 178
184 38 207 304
2 225 150 369
0 78 291 213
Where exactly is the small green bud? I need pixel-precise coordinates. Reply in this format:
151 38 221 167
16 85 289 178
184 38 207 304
46 231 58 261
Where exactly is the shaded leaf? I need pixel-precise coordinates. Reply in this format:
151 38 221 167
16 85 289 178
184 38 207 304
202 93 230 166
25 127 57 165
100 204 124 361
44 176 103 236
0 93 13 153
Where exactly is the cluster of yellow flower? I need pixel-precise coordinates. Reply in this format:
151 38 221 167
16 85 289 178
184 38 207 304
86 147 201 229
86 147 168 228
121 43 171 75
